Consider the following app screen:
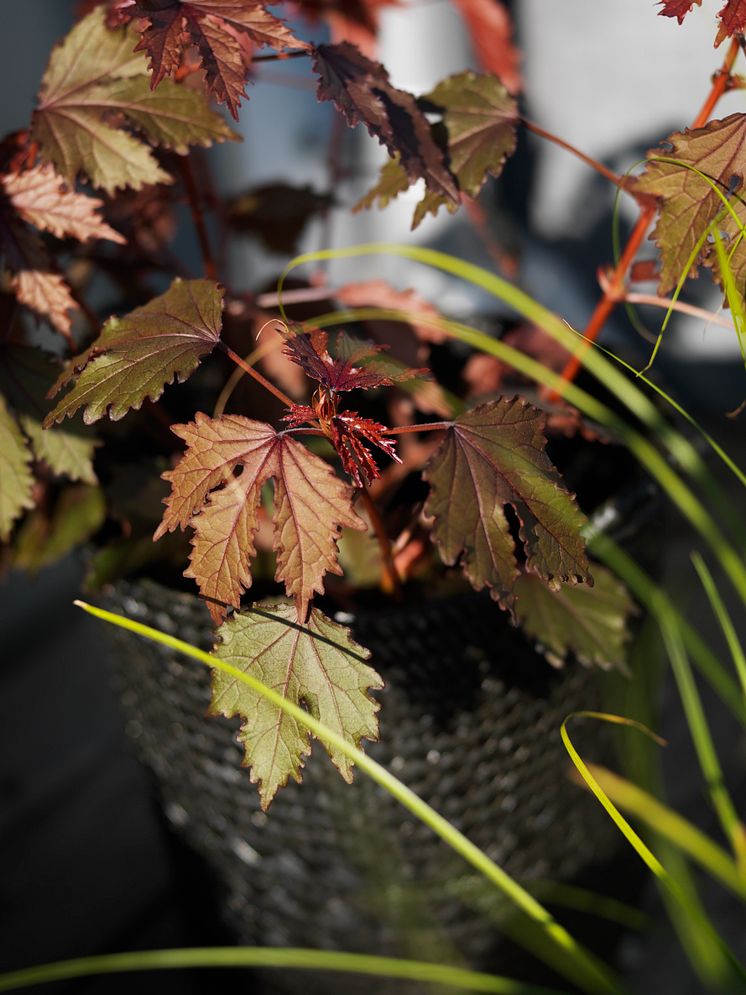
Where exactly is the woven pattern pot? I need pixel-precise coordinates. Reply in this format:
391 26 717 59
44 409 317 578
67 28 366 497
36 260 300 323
107 581 619 990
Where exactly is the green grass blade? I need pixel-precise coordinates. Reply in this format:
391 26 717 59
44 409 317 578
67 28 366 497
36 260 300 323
0 947 569 994
590 534 746 726
586 763 746 900
73 601 622 995
562 712 746 989
692 552 746 705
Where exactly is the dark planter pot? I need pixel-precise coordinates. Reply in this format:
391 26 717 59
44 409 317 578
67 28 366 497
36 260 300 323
106 578 630 992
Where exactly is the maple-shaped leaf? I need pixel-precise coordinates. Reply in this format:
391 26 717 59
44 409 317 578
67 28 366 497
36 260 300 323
32 8 236 192
3 164 125 244
44 278 224 426
282 324 425 392
313 42 459 205
355 71 517 229
125 0 309 119
211 601 382 808
0 163 124 336
633 114 746 296
0 344 98 485
227 183 335 254
156 413 365 620
657 0 701 23
512 566 635 672
451 0 521 94
423 397 590 607
0 395 35 542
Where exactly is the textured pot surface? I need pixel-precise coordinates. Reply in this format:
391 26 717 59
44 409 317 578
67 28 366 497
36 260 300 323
106 580 619 990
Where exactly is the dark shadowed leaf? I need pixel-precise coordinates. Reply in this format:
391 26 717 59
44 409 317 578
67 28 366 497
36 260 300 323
513 566 635 672
227 183 334 254
313 42 458 205
0 344 98 483
44 278 224 425
423 397 590 608
211 601 381 808
155 413 365 620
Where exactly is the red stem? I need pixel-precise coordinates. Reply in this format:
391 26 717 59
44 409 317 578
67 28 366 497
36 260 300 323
358 484 402 598
551 35 741 398
521 117 625 189
250 50 310 63
385 422 449 435
180 156 218 282
219 342 295 408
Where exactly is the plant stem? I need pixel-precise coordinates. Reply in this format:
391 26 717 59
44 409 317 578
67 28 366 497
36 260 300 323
551 35 741 397
521 117 625 189
358 484 402 598
618 291 734 330
180 155 218 282
250 50 310 63
385 421 449 435
219 342 295 408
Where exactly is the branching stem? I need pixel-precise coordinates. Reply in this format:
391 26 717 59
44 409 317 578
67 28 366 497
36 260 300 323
521 118 625 189
180 156 218 282
358 485 402 598
385 422 449 435
551 35 741 397
219 342 295 409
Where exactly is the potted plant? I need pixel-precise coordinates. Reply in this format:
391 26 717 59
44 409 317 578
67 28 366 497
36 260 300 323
2 0 745 990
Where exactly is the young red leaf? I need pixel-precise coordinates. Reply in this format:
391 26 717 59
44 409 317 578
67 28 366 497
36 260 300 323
157 413 365 619
657 0 702 23
126 0 309 118
44 278 224 426
211 601 381 808
282 324 425 392
423 397 590 608
716 0 746 42
633 114 746 297
312 42 459 205
32 8 236 192
451 0 521 94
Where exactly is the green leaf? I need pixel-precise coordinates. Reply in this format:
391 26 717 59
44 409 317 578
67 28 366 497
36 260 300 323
633 114 746 296
211 601 382 809
156 414 365 621
12 484 105 572
44 278 224 426
0 395 34 541
0 344 97 484
353 155 410 214
31 8 235 192
423 397 590 607
413 71 518 227
513 565 635 671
